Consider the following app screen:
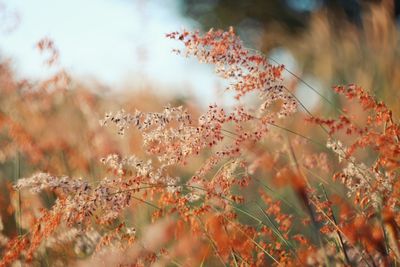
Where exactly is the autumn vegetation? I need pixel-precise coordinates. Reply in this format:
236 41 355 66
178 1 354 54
1 5 400 266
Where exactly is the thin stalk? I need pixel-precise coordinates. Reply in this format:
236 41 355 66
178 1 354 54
321 185 351 266
222 224 240 267
253 178 302 214
114 182 286 264
245 46 344 115
171 259 183 267
14 153 22 236
230 251 240 267
268 56 339 111
254 202 300 262
285 138 335 266
307 197 373 267
195 216 228 267
130 195 161 210
214 207 282 266
232 251 251 266
267 121 326 148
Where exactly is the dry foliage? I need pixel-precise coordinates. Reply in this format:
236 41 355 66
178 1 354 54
0 27 399 267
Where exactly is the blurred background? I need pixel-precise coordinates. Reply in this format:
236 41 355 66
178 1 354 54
1 0 399 107
0 0 400 265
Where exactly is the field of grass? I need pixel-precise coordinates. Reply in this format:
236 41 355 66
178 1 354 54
1 3 400 266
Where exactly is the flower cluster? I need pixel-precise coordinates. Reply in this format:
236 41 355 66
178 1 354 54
167 28 297 118
2 29 400 267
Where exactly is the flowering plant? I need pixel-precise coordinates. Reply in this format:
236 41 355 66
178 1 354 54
1 28 399 267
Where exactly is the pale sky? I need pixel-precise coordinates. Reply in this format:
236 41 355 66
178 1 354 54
0 0 320 110
0 0 220 102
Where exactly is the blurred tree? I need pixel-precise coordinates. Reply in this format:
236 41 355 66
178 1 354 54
179 0 399 34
